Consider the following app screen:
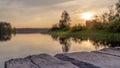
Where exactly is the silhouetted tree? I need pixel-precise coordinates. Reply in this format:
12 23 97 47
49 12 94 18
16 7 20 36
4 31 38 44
50 11 71 31
115 0 120 20
107 0 120 32
0 22 12 41
59 11 71 30
0 22 12 34
85 0 120 32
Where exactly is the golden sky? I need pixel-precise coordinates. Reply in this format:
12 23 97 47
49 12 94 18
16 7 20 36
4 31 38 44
0 0 118 28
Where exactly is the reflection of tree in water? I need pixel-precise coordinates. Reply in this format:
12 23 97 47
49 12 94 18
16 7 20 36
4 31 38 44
59 37 71 52
51 35 71 52
0 22 12 41
0 33 12 41
51 33 120 52
72 35 120 48
72 38 102 50
93 41 120 48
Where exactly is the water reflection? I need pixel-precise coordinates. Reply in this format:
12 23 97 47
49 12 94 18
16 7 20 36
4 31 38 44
59 37 71 52
1 32 120 52
51 34 120 52
0 32 12 42
51 35 70 52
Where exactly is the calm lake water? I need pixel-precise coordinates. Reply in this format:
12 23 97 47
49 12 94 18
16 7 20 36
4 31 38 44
0 33 108 68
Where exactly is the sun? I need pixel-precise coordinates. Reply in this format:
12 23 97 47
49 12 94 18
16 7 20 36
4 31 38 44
81 12 93 20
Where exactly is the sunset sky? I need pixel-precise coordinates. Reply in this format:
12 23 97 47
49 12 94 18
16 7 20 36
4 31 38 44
0 0 118 28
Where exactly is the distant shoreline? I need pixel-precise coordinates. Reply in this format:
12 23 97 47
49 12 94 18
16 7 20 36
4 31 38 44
16 28 50 33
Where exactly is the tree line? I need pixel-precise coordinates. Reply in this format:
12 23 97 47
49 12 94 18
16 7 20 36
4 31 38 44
51 0 120 33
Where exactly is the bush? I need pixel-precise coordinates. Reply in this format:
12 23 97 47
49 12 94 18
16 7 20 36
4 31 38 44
50 24 59 31
0 22 12 34
108 20 120 33
92 22 107 30
70 24 83 32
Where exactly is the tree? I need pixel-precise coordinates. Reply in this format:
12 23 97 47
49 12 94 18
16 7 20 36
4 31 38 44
108 20 120 32
86 0 120 32
107 0 120 32
115 0 120 20
0 22 12 34
59 11 71 29
0 22 12 41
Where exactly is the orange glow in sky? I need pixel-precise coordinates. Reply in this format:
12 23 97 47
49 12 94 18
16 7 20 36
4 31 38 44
81 12 94 20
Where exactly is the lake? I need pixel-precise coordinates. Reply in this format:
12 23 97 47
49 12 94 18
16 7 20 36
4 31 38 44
0 33 109 68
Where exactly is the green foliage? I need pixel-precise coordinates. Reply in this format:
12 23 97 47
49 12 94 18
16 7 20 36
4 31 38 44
0 22 13 41
0 22 12 34
70 24 84 32
92 22 104 30
87 20 108 30
108 20 120 33
84 0 120 33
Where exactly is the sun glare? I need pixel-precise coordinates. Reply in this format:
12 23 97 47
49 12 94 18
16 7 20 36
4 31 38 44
81 12 93 20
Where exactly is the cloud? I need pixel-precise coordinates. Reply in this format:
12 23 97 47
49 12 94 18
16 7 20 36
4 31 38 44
0 0 74 7
0 0 118 28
